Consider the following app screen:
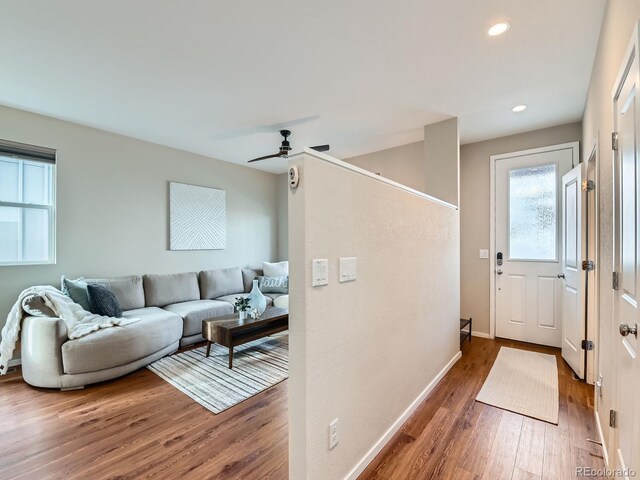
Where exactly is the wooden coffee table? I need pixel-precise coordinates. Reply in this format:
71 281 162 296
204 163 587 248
202 307 288 369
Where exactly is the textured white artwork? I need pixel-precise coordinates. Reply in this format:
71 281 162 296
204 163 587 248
169 182 226 250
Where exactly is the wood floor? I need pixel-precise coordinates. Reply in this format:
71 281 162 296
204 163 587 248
359 337 605 480
0 358 289 479
0 337 602 480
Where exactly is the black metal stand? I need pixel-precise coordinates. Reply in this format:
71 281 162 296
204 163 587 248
460 317 472 348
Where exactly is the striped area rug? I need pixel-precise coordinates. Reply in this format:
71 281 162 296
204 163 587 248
147 334 288 414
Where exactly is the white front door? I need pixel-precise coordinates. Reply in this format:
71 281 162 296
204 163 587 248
612 25 640 477
494 143 577 347
560 163 587 378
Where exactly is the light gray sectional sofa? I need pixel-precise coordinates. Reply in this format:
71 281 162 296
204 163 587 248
21 266 288 390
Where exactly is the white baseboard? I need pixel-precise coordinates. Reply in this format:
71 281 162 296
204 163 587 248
471 331 492 339
8 358 21 368
595 410 609 467
343 350 463 480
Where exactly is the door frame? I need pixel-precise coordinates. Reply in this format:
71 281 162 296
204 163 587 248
585 139 600 386
489 142 580 340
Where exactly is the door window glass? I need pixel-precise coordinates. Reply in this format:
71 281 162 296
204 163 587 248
509 164 557 261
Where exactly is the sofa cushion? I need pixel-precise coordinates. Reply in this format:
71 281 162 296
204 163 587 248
144 272 199 307
84 275 145 311
87 284 123 318
263 261 289 277
242 267 263 293
199 268 244 299
61 307 182 374
216 293 273 309
163 299 234 336
264 293 286 300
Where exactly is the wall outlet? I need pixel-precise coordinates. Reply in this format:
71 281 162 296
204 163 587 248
329 418 339 450
479 249 489 259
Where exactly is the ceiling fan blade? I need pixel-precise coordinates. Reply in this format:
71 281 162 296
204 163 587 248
248 152 284 163
310 144 330 152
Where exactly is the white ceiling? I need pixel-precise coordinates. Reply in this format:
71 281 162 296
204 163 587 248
0 1 605 173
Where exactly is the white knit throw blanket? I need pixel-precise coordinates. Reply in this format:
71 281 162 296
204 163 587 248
0 285 139 374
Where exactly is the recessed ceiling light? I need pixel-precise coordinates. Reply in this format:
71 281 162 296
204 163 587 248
488 22 510 36
512 104 527 112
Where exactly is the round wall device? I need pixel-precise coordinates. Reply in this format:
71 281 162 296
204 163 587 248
289 166 300 188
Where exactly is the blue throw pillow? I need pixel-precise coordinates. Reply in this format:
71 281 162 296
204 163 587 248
258 275 289 294
87 283 123 318
61 276 90 311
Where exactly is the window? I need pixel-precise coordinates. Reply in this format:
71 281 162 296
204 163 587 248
0 140 56 265
508 163 557 261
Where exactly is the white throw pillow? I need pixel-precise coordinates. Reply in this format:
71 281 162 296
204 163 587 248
273 295 289 309
263 261 289 277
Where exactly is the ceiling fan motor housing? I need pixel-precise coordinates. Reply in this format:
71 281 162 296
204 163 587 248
280 130 292 153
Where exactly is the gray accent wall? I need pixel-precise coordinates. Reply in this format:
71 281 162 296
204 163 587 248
0 105 280 344
345 141 426 192
424 117 459 206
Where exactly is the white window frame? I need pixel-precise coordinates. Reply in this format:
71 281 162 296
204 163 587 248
0 153 56 266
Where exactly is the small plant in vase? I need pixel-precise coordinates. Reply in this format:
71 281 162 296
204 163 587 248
234 297 251 320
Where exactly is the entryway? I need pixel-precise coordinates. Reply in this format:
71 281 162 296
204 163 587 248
490 142 597 381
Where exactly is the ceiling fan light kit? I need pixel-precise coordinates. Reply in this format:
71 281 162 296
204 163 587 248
248 130 330 163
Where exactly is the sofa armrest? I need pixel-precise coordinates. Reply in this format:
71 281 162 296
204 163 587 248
21 316 68 388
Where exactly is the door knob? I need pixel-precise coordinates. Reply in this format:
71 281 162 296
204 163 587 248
619 323 638 338
496 269 503 275
557 273 565 279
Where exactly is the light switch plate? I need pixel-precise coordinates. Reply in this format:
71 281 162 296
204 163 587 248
312 259 329 287
339 257 357 282
479 249 489 259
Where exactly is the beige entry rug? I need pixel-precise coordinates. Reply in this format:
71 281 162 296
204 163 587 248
148 335 288 414
476 346 559 424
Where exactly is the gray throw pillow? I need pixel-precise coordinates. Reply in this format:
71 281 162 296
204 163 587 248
87 283 123 318
258 275 289 294
61 276 90 311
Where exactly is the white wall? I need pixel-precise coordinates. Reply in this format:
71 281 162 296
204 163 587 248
0 105 280 348
289 152 460 480
581 1 640 464
277 173 289 260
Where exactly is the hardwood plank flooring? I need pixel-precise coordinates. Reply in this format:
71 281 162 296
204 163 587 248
358 338 605 480
0 337 602 479
0 355 288 480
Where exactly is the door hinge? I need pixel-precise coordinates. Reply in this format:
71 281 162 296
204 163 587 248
582 260 595 271
610 409 618 428
582 180 595 192
581 339 594 351
613 272 619 290
612 131 619 151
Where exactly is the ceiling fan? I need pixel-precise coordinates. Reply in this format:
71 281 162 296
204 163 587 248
248 130 329 163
